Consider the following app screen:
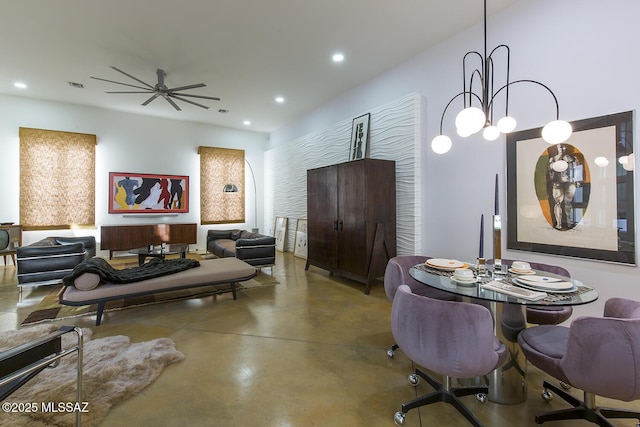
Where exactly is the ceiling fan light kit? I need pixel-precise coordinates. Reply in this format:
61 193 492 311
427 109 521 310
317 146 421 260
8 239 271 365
90 66 220 111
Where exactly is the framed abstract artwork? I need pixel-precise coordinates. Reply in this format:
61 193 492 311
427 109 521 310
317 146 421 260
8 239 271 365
506 111 635 264
349 113 370 161
294 218 308 259
108 172 189 214
274 216 288 252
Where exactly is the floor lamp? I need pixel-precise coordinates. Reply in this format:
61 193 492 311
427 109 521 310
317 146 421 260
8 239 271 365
223 159 259 233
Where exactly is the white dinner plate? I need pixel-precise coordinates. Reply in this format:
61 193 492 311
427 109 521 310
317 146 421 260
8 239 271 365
426 258 466 270
517 275 566 284
514 276 574 290
513 277 575 292
508 268 535 275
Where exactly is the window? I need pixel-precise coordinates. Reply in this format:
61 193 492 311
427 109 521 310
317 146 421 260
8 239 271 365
199 146 245 224
19 127 96 230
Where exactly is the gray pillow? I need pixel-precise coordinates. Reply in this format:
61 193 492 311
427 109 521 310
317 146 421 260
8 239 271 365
74 272 101 290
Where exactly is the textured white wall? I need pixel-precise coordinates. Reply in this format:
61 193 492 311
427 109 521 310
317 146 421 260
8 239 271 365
264 93 422 255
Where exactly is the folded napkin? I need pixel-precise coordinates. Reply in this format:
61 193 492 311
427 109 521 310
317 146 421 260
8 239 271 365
482 281 547 301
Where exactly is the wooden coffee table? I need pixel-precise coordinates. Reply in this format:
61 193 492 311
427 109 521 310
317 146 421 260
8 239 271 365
129 244 189 266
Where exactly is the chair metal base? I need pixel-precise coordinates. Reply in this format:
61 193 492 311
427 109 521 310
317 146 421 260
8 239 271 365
396 368 487 427
387 343 399 358
536 380 640 427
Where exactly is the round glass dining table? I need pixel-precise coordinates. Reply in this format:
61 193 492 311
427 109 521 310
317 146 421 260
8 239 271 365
409 263 599 404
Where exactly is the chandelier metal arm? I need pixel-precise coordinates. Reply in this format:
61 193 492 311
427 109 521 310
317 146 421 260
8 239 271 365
488 79 561 121
487 44 511 119
462 51 484 108
438 91 483 133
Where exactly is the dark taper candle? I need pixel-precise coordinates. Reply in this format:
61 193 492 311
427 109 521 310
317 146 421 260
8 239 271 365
479 214 484 258
494 174 499 215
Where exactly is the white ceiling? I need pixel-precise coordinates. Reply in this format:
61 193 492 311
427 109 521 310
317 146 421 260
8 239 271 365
1 0 517 133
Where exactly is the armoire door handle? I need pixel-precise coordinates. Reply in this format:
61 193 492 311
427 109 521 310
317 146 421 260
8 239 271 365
333 220 338 231
339 221 344 231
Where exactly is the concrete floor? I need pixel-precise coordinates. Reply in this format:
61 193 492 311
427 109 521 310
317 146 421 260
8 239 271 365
0 252 638 426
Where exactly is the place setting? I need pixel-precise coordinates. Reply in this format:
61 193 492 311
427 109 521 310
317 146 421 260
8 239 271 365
508 260 536 275
510 274 577 294
450 267 478 286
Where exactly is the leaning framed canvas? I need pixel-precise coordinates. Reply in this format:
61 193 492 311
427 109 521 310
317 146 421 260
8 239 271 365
506 111 635 264
274 216 288 252
349 113 370 161
294 218 308 259
108 172 189 214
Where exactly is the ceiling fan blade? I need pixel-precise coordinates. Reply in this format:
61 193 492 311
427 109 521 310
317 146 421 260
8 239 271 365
142 93 160 106
170 94 210 109
170 92 221 101
90 76 150 91
169 83 206 92
163 95 182 111
110 66 155 89
106 90 153 94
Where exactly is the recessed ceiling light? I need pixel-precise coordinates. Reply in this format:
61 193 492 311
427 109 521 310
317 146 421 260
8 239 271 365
275 96 285 103
243 120 251 126
332 53 345 62
14 82 27 89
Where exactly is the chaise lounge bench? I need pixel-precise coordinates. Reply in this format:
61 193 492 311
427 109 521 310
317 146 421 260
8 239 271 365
60 257 256 326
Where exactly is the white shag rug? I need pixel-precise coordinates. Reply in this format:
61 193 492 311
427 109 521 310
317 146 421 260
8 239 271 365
0 324 184 427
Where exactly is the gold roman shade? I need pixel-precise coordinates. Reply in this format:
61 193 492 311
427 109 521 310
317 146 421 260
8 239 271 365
19 127 96 230
198 146 245 224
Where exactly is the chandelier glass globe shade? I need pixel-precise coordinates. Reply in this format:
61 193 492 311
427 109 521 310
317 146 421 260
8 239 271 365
594 156 609 167
455 106 485 137
431 135 452 154
497 116 517 133
551 160 569 172
483 125 501 141
542 120 572 144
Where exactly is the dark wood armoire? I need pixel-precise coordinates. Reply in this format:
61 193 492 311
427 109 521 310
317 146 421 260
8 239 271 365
305 158 396 294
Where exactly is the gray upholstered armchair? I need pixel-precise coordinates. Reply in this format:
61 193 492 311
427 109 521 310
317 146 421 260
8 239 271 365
383 256 457 358
390 285 508 426
518 297 640 426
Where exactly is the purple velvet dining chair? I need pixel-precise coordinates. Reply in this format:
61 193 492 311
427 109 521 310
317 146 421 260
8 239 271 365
488 258 573 325
518 297 640 426
383 256 457 358
391 285 507 426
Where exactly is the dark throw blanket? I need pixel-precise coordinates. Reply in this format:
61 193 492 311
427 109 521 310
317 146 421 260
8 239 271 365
62 257 200 286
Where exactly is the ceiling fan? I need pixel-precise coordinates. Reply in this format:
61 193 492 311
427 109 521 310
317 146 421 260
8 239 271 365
90 66 220 111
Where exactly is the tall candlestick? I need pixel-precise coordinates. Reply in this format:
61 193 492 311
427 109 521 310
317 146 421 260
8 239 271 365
494 173 499 215
493 214 502 275
479 214 484 258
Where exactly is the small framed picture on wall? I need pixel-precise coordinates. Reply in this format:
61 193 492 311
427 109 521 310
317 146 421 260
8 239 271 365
349 113 370 161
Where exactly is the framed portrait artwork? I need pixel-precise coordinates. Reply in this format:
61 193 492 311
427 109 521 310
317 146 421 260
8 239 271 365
349 113 370 161
294 219 308 259
274 216 288 252
108 172 189 214
506 111 635 264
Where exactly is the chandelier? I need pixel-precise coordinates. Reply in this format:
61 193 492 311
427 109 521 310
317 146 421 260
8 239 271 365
431 0 572 154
